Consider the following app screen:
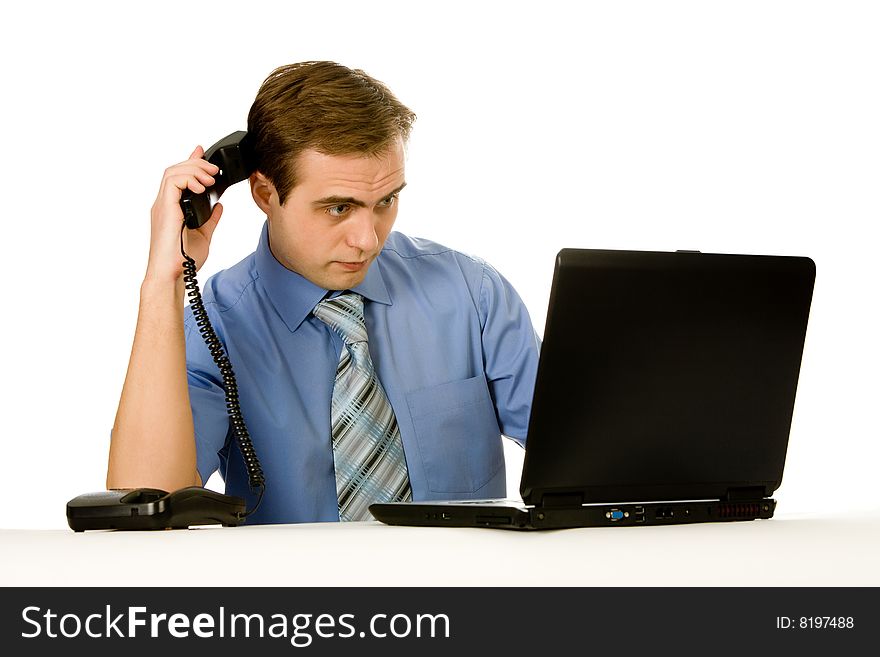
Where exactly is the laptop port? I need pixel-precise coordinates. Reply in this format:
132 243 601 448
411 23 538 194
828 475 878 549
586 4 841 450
605 509 625 522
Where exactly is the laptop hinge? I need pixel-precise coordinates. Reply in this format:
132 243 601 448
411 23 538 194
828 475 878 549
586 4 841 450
539 493 584 508
724 486 767 501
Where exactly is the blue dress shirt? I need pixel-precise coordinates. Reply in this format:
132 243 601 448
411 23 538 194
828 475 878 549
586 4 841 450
184 221 540 524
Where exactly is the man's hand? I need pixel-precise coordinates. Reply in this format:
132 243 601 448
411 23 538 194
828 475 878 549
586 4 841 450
145 146 223 285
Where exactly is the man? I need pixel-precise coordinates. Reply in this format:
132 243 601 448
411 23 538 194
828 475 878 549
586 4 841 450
107 61 540 524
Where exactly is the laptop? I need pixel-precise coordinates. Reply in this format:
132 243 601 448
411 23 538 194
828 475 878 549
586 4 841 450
370 248 815 529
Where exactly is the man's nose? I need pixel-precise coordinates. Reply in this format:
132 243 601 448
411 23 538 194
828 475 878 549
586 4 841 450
345 210 379 253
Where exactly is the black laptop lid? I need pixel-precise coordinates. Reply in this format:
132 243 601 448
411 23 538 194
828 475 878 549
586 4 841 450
520 249 815 506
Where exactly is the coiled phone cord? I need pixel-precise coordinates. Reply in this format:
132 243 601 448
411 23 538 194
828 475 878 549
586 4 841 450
180 220 265 517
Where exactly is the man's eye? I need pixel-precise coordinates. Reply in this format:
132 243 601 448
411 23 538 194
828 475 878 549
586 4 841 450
327 204 350 217
379 194 398 208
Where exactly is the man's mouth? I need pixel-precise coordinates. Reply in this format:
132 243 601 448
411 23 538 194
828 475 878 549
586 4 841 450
335 260 368 272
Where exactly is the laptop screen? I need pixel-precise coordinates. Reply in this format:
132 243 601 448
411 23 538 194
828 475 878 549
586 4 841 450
520 249 815 506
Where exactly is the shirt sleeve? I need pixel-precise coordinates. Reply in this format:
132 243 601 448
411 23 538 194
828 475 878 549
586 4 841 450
477 260 541 445
183 306 233 485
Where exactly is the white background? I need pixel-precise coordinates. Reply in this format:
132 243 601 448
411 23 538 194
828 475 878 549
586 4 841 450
1 1 877 529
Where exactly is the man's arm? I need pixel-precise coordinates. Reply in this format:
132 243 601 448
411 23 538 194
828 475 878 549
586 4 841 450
477 260 541 445
106 146 222 491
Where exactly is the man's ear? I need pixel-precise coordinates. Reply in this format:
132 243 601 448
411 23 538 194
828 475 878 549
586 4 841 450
249 171 276 215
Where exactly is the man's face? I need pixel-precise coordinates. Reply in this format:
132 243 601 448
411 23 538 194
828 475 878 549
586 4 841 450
256 139 406 290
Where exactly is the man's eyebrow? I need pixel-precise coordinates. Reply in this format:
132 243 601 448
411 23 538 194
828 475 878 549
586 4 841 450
312 182 407 208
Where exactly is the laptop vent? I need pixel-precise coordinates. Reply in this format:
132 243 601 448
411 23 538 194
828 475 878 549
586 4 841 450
718 503 762 519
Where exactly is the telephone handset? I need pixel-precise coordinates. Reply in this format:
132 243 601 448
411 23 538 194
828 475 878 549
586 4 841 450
180 130 255 229
67 132 265 531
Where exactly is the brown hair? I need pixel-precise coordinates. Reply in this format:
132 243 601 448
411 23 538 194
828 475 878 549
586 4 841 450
247 61 416 205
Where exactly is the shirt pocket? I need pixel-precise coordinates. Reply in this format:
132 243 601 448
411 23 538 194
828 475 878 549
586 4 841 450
405 374 503 494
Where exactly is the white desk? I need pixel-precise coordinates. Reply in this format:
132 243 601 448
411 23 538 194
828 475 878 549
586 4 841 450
2 511 878 586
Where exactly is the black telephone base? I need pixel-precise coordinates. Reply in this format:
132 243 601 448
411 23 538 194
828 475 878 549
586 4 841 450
66 487 246 532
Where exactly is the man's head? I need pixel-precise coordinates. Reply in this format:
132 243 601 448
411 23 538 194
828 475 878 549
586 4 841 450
247 61 416 290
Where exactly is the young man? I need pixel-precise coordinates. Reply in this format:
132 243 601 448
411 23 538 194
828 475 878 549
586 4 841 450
108 61 540 524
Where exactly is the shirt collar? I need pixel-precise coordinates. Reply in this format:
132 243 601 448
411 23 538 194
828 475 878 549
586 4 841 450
254 221 392 333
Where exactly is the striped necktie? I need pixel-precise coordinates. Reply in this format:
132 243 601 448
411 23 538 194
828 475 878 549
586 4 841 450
312 293 412 521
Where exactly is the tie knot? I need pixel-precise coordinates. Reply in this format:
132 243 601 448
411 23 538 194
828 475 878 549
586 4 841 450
313 293 368 345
